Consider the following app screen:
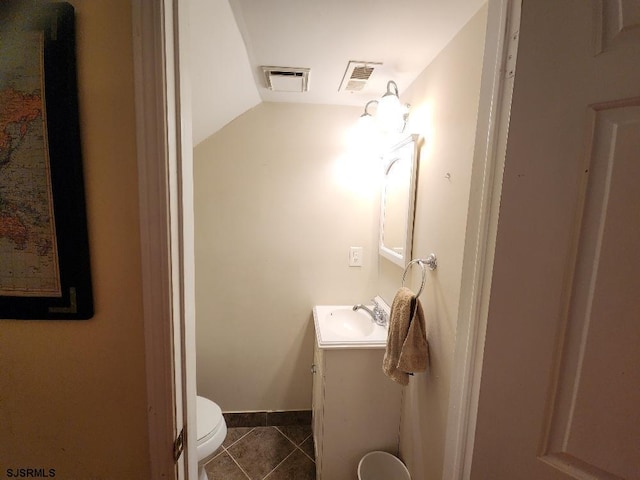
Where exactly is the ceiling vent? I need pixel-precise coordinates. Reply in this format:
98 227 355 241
262 66 310 92
339 61 382 93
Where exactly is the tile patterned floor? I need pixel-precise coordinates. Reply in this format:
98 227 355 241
204 425 316 480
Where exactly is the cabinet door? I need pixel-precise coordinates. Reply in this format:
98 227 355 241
321 349 402 480
311 342 324 476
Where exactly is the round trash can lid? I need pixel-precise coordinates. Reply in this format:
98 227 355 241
358 451 411 480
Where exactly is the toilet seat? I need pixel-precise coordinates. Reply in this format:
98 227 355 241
197 396 224 444
196 395 227 472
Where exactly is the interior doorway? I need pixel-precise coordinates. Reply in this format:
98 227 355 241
133 1 521 478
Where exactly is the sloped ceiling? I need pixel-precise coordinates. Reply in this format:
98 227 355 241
189 0 486 146
188 0 261 146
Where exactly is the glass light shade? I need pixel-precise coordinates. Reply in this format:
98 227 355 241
352 113 376 148
376 93 404 133
353 100 378 144
357 112 375 132
349 110 384 156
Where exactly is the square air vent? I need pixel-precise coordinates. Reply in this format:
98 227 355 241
262 66 310 92
339 61 382 92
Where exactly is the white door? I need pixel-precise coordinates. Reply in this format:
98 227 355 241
133 0 197 478
471 1 640 479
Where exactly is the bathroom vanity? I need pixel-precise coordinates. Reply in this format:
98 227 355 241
312 305 403 480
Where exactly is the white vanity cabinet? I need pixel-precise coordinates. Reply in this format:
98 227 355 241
312 336 403 480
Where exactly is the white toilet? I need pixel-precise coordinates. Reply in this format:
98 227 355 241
196 395 227 480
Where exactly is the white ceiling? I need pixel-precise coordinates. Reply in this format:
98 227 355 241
189 0 486 145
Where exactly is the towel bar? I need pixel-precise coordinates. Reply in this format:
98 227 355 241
402 254 437 297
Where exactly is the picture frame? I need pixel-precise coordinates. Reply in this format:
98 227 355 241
0 2 93 319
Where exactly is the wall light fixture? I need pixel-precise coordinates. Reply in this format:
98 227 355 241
377 81 409 133
357 99 379 132
356 81 410 140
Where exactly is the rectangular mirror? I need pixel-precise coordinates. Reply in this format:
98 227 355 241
379 134 420 267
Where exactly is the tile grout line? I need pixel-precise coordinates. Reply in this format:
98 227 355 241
211 446 226 461
205 427 256 465
274 426 312 446
208 426 315 479
225 426 256 450
297 432 315 462
297 446 315 463
274 427 316 463
228 426 296 480
261 449 298 480
226 448 253 480
274 426 299 446
205 427 256 480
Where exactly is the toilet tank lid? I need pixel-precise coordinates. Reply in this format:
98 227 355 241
196 396 223 441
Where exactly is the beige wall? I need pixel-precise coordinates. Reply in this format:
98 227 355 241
194 102 379 411
379 6 488 480
0 1 150 478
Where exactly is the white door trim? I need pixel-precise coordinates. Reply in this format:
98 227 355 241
132 0 197 478
132 1 177 478
442 1 522 478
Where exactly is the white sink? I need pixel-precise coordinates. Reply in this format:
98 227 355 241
324 308 375 338
313 303 389 348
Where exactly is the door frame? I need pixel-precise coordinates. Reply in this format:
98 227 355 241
442 0 521 478
132 0 520 479
132 0 197 478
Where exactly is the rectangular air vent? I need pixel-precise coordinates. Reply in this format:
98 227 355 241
262 66 310 92
339 61 382 93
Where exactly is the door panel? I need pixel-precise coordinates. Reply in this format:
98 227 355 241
597 0 640 54
471 1 640 479
542 104 640 480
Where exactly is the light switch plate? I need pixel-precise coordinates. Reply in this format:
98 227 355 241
349 247 363 267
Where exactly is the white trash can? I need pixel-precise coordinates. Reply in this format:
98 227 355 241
358 451 411 480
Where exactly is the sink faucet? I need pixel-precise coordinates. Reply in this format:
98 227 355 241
353 300 388 327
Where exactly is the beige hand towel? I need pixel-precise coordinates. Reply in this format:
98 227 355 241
383 287 429 385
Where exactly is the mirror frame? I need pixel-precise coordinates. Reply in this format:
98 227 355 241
379 134 421 267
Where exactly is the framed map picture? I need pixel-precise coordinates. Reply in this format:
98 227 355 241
0 2 93 319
